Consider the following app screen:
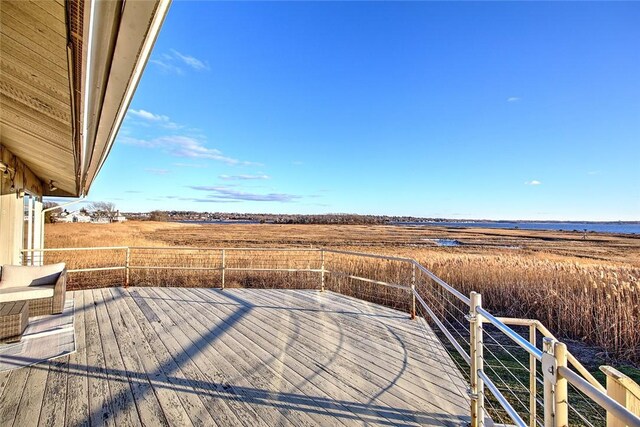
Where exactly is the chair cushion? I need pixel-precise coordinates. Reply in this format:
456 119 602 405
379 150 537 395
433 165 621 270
0 286 55 303
0 263 65 289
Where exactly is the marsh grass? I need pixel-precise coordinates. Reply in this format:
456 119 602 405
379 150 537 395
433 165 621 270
44 222 640 363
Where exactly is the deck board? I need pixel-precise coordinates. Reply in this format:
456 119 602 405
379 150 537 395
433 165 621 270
64 290 89 427
93 289 141 427
144 286 307 427
2 288 469 426
152 286 361 427
177 287 413 426
83 289 116 427
285 289 469 398
117 289 196 426
190 288 456 425
99 288 168 427
38 358 69 427
12 362 49 426
233 288 465 402
130 288 252 427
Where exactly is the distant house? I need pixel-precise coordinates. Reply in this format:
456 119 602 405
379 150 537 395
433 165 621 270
112 211 127 223
56 210 92 223
55 209 126 224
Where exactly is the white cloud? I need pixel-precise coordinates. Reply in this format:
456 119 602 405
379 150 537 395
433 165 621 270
127 109 181 129
219 174 270 181
587 170 601 176
173 162 208 168
525 180 542 185
150 50 209 73
507 97 521 102
122 135 257 166
129 109 169 122
145 168 170 175
190 186 301 202
149 59 184 75
170 49 209 71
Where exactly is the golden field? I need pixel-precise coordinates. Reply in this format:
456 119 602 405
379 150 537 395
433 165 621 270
45 221 640 362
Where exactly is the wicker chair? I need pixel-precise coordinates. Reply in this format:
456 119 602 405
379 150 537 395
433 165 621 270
0 263 67 316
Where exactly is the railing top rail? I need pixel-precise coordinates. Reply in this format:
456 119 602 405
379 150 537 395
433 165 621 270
411 260 470 305
23 246 323 252
21 246 129 252
322 248 471 305
130 246 324 251
498 316 606 393
477 306 544 361
559 366 640 427
323 248 415 263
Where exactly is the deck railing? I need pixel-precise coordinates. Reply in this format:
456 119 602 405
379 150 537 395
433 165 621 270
22 246 640 427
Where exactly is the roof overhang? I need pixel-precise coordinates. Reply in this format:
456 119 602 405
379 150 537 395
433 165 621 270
0 0 171 197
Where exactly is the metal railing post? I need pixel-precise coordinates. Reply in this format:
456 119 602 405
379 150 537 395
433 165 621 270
542 337 557 427
410 263 416 320
530 323 537 427
125 247 130 288
554 342 569 427
470 291 485 427
221 249 226 289
542 338 569 427
320 250 325 292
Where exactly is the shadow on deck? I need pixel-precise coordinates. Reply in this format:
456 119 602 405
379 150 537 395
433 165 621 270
0 288 470 426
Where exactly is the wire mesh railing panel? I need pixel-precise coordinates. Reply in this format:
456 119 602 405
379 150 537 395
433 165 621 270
323 251 413 285
479 321 609 427
224 249 321 289
481 323 537 424
68 269 126 290
130 267 221 288
130 247 222 268
322 251 413 311
413 267 472 386
567 381 607 426
129 247 222 287
23 248 127 290
224 270 320 289
23 247 126 270
326 273 411 311
226 249 322 270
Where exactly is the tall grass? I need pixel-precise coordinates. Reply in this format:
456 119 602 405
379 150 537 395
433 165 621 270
424 254 640 361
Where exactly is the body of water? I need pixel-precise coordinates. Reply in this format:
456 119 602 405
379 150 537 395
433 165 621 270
395 221 640 234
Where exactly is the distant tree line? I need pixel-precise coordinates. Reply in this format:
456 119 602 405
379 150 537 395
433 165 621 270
128 211 443 225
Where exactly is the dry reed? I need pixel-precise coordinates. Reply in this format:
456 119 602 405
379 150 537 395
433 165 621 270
43 222 640 362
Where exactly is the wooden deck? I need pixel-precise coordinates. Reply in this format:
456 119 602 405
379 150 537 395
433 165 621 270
0 288 469 426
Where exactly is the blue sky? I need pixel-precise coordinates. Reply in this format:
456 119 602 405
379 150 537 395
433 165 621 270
85 1 639 220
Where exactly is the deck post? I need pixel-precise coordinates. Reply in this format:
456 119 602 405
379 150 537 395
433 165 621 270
542 337 557 427
125 247 130 288
600 365 640 427
320 250 325 292
470 291 485 427
530 323 538 427
554 342 569 427
410 264 416 319
221 249 226 289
